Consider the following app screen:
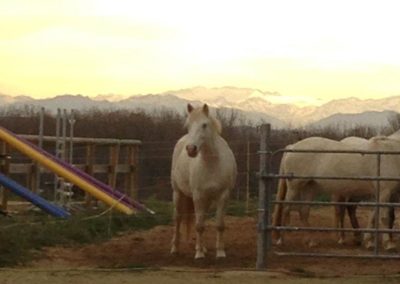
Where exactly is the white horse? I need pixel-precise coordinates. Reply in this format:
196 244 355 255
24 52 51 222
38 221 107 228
273 132 400 250
170 104 237 259
272 140 362 246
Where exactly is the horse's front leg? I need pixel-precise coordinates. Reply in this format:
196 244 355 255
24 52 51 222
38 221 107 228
170 190 182 255
363 207 376 249
364 190 396 251
215 192 229 258
194 200 207 259
346 201 361 245
379 189 396 251
332 195 346 245
381 206 396 251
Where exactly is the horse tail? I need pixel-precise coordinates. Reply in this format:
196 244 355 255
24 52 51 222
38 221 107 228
272 161 287 240
178 194 195 241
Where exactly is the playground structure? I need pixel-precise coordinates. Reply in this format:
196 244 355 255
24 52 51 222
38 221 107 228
0 109 150 216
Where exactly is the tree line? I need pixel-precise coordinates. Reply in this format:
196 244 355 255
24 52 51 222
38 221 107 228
0 105 399 201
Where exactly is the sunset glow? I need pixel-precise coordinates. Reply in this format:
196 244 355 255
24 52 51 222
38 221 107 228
1 0 400 103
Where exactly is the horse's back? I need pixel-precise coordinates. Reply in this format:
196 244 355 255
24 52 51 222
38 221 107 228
283 137 373 195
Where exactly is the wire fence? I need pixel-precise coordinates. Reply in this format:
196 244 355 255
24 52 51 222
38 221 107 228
256 124 400 270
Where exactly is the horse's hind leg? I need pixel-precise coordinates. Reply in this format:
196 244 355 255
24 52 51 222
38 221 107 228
215 191 229 258
299 205 318 247
278 185 298 246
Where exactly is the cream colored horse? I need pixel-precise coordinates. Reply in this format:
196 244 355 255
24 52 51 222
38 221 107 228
272 140 361 246
170 104 237 259
273 132 400 250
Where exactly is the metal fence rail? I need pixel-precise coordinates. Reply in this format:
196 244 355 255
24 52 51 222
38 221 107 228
256 124 400 270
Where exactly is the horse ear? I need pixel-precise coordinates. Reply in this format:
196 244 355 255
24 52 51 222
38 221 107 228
202 104 209 116
187 103 194 113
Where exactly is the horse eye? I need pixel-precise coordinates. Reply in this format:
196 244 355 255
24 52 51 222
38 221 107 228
202 123 207 129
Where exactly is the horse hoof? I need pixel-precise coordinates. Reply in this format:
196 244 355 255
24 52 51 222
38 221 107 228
170 246 178 255
364 241 375 250
276 238 283 246
307 240 318 248
216 250 226 258
195 251 205 259
384 241 397 252
337 238 345 245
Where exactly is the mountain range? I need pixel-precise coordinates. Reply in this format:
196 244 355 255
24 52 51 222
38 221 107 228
1 87 399 129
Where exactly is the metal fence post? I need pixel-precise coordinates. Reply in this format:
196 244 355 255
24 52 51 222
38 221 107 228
256 123 271 270
374 153 381 255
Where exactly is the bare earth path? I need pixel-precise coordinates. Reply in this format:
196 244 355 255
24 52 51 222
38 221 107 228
3 208 400 283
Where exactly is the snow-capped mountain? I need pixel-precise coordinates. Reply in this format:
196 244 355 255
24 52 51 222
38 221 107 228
1 87 399 129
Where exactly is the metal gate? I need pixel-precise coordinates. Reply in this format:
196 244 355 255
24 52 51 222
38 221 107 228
256 124 400 269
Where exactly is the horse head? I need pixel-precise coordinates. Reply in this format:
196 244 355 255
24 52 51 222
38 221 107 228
184 103 221 158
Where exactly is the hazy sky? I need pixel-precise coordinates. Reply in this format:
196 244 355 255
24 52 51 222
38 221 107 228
1 0 400 103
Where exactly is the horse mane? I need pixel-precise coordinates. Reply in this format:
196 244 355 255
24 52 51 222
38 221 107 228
211 116 222 134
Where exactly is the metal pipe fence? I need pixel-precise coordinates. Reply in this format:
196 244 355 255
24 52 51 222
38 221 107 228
256 124 400 269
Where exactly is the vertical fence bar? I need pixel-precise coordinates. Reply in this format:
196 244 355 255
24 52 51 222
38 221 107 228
54 108 61 202
245 137 251 214
256 124 271 270
84 143 96 208
34 107 44 194
374 153 381 255
69 110 75 164
0 143 10 210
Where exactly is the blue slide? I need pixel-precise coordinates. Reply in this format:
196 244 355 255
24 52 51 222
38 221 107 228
0 173 70 218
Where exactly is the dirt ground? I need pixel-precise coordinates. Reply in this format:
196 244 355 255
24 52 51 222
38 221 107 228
4 207 400 283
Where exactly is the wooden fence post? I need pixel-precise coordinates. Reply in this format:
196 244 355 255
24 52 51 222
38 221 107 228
125 145 139 199
84 143 96 208
0 142 10 210
108 143 120 190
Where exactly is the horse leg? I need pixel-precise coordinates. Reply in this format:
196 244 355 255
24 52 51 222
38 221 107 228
381 206 396 251
300 189 317 247
277 186 297 246
346 200 361 245
299 205 317 247
170 190 182 255
194 200 207 259
215 192 229 258
364 207 376 249
332 195 346 245
378 190 396 251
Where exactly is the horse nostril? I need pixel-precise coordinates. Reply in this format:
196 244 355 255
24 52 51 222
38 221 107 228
186 145 196 151
186 145 198 157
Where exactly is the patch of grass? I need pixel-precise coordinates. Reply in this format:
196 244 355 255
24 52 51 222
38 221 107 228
289 267 316 278
0 198 252 267
0 198 173 267
226 199 257 217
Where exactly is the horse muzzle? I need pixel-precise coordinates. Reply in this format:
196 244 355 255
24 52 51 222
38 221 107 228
186 145 198 158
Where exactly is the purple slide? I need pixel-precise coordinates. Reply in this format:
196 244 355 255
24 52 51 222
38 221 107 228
0 127 152 214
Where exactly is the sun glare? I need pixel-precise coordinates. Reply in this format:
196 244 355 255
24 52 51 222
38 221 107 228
1 0 400 101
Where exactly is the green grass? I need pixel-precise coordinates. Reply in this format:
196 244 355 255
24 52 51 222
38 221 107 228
0 198 172 267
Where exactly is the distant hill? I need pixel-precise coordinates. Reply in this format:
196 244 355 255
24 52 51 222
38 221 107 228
1 87 399 129
306 110 399 130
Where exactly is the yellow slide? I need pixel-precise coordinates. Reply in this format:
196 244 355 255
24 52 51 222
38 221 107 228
0 127 134 215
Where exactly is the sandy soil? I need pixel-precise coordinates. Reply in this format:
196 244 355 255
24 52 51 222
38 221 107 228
2 206 400 283
26 207 400 279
